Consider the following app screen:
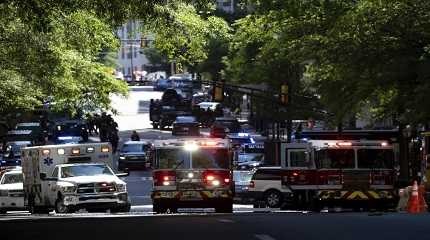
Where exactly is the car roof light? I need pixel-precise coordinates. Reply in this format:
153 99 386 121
101 146 110 153
337 142 352 146
184 141 199 151
42 149 50 155
71 148 80 155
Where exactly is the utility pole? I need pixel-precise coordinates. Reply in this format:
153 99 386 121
130 45 134 81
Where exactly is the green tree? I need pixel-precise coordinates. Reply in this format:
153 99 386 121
143 2 231 78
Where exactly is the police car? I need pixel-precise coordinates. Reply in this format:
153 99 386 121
0 168 25 213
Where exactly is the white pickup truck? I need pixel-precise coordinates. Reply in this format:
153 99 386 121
22 143 131 213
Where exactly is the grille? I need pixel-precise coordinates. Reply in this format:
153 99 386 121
77 182 116 194
8 189 24 197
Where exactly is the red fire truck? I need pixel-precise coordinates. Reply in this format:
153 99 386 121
151 138 234 213
248 139 398 210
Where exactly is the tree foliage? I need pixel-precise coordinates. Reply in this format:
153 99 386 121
143 2 232 79
225 0 430 126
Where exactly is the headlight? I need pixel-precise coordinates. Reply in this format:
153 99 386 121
116 183 126 192
119 156 126 160
61 185 76 193
0 190 8 196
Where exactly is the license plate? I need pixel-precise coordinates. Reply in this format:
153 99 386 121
182 127 189 131
181 191 201 200
64 196 79 204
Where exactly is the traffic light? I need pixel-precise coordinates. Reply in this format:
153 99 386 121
280 84 289 105
140 37 149 49
213 85 224 102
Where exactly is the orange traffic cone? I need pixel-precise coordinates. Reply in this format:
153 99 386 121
407 181 425 214
418 183 428 212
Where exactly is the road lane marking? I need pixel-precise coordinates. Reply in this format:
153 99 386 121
130 195 151 198
218 219 235 223
254 234 276 240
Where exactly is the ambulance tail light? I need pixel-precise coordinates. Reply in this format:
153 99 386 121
154 170 176 186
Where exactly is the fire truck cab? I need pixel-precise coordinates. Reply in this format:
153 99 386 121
151 138 234 213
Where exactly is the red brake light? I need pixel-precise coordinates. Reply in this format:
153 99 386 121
292 172 299 176
203 170 230 187
249 180 255 188
154 171 176 186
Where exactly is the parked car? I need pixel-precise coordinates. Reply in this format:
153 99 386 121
119 141 152 170
210 117 241 138
0 168 25 214
154 78 172 91
172 116 200 136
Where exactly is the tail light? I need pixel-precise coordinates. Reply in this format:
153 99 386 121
327 175 341 185
203 170 230 187
372 175 386 185
249 180 255 188
154 170 176 186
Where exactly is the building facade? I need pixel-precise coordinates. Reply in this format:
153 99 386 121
115 20 149 79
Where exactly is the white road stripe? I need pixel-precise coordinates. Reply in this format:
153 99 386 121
218 219 235 223
254 234 276 240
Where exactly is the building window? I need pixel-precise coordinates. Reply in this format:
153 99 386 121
141 65 145 71
127 67 131 75
121 48 125 59
134 49 138 58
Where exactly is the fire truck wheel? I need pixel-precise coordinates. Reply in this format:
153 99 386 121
55 196 74 214
215 203 233 213
264 190 282 208
153 201 167 214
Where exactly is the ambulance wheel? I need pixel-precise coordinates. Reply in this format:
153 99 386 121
264 190 282 208
55 196 74 214
111 204 131 213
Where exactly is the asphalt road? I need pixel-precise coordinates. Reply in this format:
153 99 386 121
2 212 430 240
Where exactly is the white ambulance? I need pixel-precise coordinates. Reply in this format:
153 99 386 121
21 143 131 214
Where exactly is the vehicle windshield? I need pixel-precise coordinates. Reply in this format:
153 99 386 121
121 143 146 153
60 165 113 178
5 142 30 155
1 173 23 184
157 148 230 169
357 149 394 169
233 171 254 183
315 149 355 169
238 153 264 163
